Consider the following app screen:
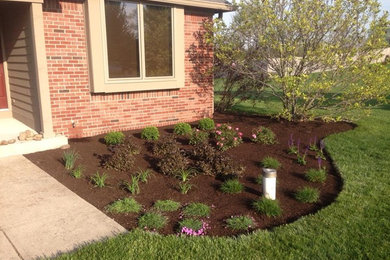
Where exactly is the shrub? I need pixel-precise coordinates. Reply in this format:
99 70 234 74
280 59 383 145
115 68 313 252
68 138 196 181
250 126 277 144
305 168 327 183
297 149 308 166
106 197 142 213
91 172 108 188
153 135 181 157
138 212 167 230
173 122 192 136
189 129 209 145
124 176 140 195
153 200 181 212
176 169 195 182
62 150 78 170
179 219 209 236
261 156 281 169
141 126 159 141
104 131 125 145
226 216 255 231
192 143 245 177
136 168 153 183
178 182 193 194
183 203 210 218
295 187 320 203
104 137 140 172
214 124 243 151
198 118 215 131
71 165 83 179
253 197 282 217
154 136 189 176
220 179 244 194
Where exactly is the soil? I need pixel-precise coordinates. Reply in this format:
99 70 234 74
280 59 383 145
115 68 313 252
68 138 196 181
25 112 354 237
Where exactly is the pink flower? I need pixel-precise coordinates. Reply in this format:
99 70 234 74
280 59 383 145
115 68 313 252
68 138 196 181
221 137 225 141
227 126 232 130
216 123 221 127
235 127 239 131
196 129 200 132
216 130 222 135
252 134 257 139
234 137 237 141
238 132 243 136
220 143 224 147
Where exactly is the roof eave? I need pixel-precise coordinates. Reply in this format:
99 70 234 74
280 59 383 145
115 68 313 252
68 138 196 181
146 0 233 12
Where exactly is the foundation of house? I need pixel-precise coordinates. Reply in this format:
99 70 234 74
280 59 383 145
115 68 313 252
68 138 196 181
0 118 67 158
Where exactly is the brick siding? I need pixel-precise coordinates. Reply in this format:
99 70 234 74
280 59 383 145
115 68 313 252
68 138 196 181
42 0 214 138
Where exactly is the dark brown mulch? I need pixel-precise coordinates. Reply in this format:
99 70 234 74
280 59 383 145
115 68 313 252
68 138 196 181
25 112 354 237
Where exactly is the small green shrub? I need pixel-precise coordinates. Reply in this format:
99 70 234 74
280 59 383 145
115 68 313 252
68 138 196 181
250 126 277 144
189 129 209 145
173 122 192 136
261 156 281 169
256 174 263 185
138 212 167 230
220 179 244 194
153 200 181 212
91 172 108 188
178 218 203 231
183 203 210 217
71 165 83 179
178 181 193 194
226 216 255 231
198 118 215 131
104 131 125 145
295 187 320 203
253 197 282 217
62 149 78 170
141 126 159 141
305 168 327 183
124 176 140 195
104 137 140 172
106 197 142 213
136 168 153 183
214 124 243 151
192 143 245 177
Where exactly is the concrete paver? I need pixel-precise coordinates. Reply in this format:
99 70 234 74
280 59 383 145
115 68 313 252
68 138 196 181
0 155 126 259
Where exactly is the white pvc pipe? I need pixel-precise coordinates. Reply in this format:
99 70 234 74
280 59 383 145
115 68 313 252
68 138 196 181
262 168 277 200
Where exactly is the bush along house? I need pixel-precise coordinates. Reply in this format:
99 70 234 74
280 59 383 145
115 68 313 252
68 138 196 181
0 0 232 156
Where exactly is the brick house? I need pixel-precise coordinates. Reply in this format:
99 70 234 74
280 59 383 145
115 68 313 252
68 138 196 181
0 0 231 139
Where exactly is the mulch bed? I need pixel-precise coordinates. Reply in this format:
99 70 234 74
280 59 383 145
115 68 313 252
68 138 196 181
25 112 354 237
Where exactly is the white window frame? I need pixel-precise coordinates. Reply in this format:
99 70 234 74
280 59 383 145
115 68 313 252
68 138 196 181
86 0 184 93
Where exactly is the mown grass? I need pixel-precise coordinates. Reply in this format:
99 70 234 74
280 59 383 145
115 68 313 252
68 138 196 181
55 102 390 259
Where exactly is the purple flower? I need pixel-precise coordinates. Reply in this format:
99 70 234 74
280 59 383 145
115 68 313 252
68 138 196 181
318 157 322 169
320 140 325 150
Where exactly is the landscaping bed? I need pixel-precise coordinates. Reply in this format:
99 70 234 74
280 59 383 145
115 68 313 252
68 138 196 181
25 113 353 237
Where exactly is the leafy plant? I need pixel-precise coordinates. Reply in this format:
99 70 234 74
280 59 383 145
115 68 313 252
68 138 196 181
106 197 142 214
124 176 140 195
182 203 210 218
138 212 167 230
71 165 83 179
261 156 281 169
153 200 181 212
193 143 245 177
104 137 140 172
295 187 320 203
253 197 282 217
316 140 327 160
220 179 244 194
62 149 79 170
136 168 153 183
226 216 255 231
256 174 263 185
91 172 108 188
141 126 159 141
297 149 308 166
179 219 209 236
153 135 181 156
176 169 195 182
309 136 318 151
174 122 192 136
104 131 125 145
305 168 327 183
178 182 193 194
287 134 298 155
214 123 243 151
198 118 215 131
189 128 209 145
250 126 277 144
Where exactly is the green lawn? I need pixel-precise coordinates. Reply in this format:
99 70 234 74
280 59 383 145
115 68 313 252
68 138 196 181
55 104 390 259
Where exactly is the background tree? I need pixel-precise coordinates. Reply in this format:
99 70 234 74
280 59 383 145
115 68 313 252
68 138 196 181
211 0 390 120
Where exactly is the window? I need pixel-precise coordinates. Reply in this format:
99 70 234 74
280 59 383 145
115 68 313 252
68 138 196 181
86 0 184 93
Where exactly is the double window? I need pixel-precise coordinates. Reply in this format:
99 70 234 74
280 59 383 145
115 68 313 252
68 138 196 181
87 0 184 93
104 1 173 79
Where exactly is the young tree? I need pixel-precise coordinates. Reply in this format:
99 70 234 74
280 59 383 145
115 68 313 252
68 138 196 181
211 0 390 120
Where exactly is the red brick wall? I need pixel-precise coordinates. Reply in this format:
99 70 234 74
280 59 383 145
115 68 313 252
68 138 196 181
42 0 214 138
